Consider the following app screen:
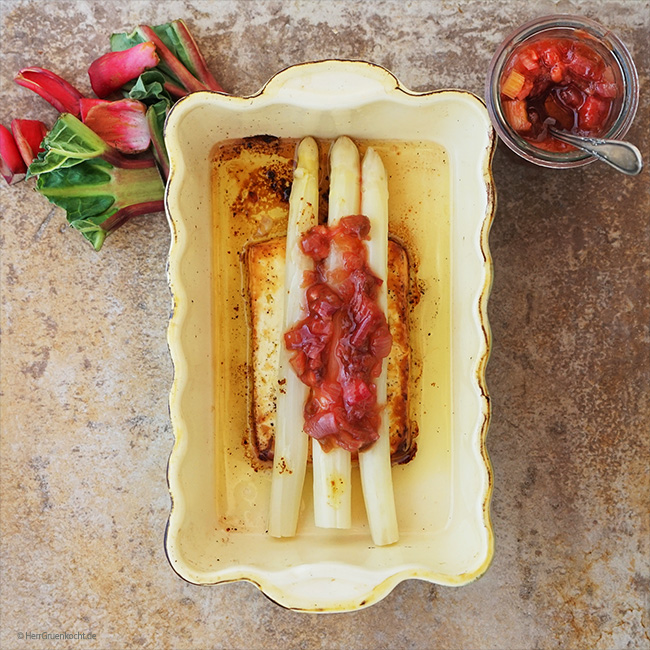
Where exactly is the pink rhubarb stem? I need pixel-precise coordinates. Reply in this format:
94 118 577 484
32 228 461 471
88 42 160 98
173 19 224 92
11 119 48 167
83 99 150 154
100 200 165 233
0 124 27 184
163 81 189 98
14 67 84 116
137 25 207 93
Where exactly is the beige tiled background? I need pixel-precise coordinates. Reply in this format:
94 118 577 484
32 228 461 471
1 1 648 648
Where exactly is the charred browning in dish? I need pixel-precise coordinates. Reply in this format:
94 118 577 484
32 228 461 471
216 134 283 161
319 181 330 224
230 161 291 224
265 167 292 202
246 236 416 466
212 136 294 241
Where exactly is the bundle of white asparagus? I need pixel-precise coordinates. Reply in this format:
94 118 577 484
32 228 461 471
269 136 398 546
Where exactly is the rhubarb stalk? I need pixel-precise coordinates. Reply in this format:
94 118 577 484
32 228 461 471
82 98 151 154
0 125 27 184
171 19 224 91
14 67 84 116
28 114 164 250
145 102 170 179
110 20 223 95
88 41 159 98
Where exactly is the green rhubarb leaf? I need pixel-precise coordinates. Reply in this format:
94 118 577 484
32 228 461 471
28 147 81 177
28 114 107 177
41 114 106 158
109 21 185 57
69 218 111 251
33 152 164 250
35 158 117 222
109 30 144 53
125 69 173 105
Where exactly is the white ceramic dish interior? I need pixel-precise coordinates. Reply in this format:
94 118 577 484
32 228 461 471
164 60 495 612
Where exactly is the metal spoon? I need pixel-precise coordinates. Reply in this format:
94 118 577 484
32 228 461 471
548 126 643 176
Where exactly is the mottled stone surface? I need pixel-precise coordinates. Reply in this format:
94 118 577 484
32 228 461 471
1 1 648 648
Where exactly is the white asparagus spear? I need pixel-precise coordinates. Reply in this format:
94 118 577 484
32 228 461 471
312 136 360 529
268 137 319 538
358 146 399 546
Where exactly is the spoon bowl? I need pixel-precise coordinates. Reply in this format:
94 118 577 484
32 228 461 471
548 127 643 176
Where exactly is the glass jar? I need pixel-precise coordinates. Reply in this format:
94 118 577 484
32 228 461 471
485 15 639 168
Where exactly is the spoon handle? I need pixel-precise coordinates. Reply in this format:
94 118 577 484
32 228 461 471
549 128 644 176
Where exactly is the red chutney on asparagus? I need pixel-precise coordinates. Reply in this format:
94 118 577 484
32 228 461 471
284 214 393 453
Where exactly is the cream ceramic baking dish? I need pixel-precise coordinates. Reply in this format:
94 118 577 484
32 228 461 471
164 59 495 612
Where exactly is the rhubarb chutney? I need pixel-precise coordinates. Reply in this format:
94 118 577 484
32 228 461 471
500 33 620 151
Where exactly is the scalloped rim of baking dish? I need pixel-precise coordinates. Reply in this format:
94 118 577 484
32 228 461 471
164 59 495 612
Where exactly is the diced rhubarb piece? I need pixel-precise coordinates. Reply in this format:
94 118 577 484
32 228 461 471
503 99 532 133
14 67 84 116
518 48 539 71
568 49 600 80
10 119 48 166
88 42 159 98
0 124 27 184
541 45 561 68
501 69 526 100
517 78 534 100
578 95 610 131
602 65 616 84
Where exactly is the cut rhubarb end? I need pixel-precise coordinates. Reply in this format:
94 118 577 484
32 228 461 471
14 67 84 117
578 95 611 131
10 119 49 167
88 42 159 98
0 124 28 184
